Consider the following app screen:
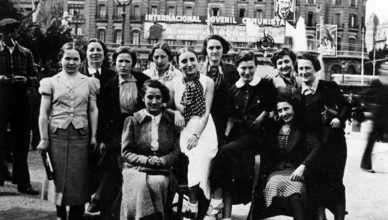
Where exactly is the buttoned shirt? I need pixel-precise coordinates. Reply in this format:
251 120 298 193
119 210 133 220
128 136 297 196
143 109 162 152
301 77 320 96
119 74 138 114
87 67 102 78
39 72 99 129
0 40 37 80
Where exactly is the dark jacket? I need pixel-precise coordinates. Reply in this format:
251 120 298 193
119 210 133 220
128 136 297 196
98 71 150 144
79 63 116 89
121 110 180 169
263 121 322 173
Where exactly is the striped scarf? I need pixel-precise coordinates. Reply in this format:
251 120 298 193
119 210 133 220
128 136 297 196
180 73 206 123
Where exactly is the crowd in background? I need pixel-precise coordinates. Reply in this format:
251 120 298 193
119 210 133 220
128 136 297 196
5 16 384 220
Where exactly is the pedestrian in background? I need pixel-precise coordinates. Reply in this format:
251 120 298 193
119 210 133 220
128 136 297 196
0 18 39 194
295 52 350 220
37 42 99 220
199 35 239 146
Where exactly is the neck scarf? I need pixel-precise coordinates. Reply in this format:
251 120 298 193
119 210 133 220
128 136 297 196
207 64 224 91
180 73 206 123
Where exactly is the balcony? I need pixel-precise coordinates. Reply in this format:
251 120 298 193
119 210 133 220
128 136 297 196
95 14 108 21
335 51 369 59
130 15 142 21
348 25 360 33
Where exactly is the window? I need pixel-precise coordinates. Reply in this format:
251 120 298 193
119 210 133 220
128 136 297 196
256 8 263 19
307 35 314 50
185 6 193 16
212 7 220 16
167 40 175 46
168 6 175 16
335 13 341 27
150 5 158 15
349 14 357 28
349 38 356 51
337 37 341 50
307 12 314 27
98 4 106 19
335 0 341 6
134 5 141 19
308 0 314 4
149 39 158 45
183 40 193 46
132 31 140 45
350 0 356 6
114 29 122 44
239 8 245 18
97 29 106 42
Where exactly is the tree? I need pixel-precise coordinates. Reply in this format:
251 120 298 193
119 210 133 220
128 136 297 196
0 0 22 20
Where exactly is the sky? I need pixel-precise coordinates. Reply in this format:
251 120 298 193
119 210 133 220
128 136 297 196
366 0 388 23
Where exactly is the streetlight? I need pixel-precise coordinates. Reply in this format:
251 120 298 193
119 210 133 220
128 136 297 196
116 0 132 46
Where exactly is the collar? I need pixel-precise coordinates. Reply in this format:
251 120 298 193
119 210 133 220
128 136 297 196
301 77 319 95
0 40 17 52
134 109 173 124
119 73 137 84
235 76 261 88
206 60 224 75
87 67 101 75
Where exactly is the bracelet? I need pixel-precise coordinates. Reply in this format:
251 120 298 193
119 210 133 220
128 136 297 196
193 133 200 139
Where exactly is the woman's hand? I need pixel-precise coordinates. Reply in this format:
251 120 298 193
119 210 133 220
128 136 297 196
174 110 185 129
90 136 98 151
330 118 341 128
37 139 49 154
98 142 106 154
148 156 162 167
290 164 305 182
187 135 199 151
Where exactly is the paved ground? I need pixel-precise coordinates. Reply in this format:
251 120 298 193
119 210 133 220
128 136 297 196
0 121 388 220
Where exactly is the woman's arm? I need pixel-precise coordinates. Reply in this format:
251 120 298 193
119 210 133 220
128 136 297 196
121 117 149 165
37 97 51 153
187 78 215 150
166 87 185 129
88 100 98 149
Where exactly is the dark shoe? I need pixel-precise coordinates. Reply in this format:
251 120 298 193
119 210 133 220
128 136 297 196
17 185 39 195
87 199 100 213
182 209 197 220
361 168 376 173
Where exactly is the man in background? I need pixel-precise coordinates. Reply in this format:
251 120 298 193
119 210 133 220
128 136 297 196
275 0 295 22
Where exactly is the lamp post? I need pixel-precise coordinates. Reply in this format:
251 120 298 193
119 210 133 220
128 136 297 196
116 0 132 46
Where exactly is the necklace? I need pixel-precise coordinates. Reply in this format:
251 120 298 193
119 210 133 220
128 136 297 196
281 124 291 135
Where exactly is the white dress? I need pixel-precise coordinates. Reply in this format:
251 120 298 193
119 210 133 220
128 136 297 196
172 74 218 199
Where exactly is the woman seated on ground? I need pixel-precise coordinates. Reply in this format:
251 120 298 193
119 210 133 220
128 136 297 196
260 94 321 220
120 79 180 220
205 50 277 220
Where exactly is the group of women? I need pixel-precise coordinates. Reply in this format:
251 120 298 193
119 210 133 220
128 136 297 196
36 35 349 220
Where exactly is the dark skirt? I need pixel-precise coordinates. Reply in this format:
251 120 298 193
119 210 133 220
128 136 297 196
49 124 90 206
308 129 347 207
209 135 261 204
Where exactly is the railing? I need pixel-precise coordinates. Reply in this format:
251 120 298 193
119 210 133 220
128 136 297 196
335 51 369 59
331 74 379 86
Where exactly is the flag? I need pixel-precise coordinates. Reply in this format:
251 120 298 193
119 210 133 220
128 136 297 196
321 24 333 42
207 7 214 35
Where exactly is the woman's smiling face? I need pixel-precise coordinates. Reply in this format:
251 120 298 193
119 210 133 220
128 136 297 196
277 101 295 124
179 51 198 76
61 49 81 74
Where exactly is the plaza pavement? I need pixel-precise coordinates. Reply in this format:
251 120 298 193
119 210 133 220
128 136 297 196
0 120 387 220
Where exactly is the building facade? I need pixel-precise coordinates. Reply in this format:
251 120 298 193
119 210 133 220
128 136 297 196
12 0 368 81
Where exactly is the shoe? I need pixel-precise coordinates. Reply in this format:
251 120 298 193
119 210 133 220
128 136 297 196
87 199 100 213
17 185 39 195
361 168 375 173
204 202 224 220
182 209 197 220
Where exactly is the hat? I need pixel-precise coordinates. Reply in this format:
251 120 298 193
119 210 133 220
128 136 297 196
0 18 21 33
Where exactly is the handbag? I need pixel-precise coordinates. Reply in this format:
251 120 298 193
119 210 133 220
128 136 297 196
138 166 171 175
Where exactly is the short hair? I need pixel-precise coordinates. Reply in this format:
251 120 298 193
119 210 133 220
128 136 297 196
177 47 198 63
112 46 137 67
148 41 173 62
202 35 231 56
142 79 170 103
271 48 297 68
295 52 321 72
83 38 108 57
276 92 306 126
234 50 257 67
57 42 84 62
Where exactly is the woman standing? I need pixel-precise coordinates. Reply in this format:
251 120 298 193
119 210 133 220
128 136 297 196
295 52 350 220
143 42 181 96
260 95 321 220
205 51 277 220
172 47 217 220
97 46 150 219
120 79 180 220
37 42 99 220
199 35 239 145
80 38 115 88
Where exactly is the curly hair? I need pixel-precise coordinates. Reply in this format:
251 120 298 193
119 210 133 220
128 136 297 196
141 79 170 104
295 52 321 72
148 41 174 62
112 46 137 68
202 34 231 56
234 50 257 67
271 48 297 68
